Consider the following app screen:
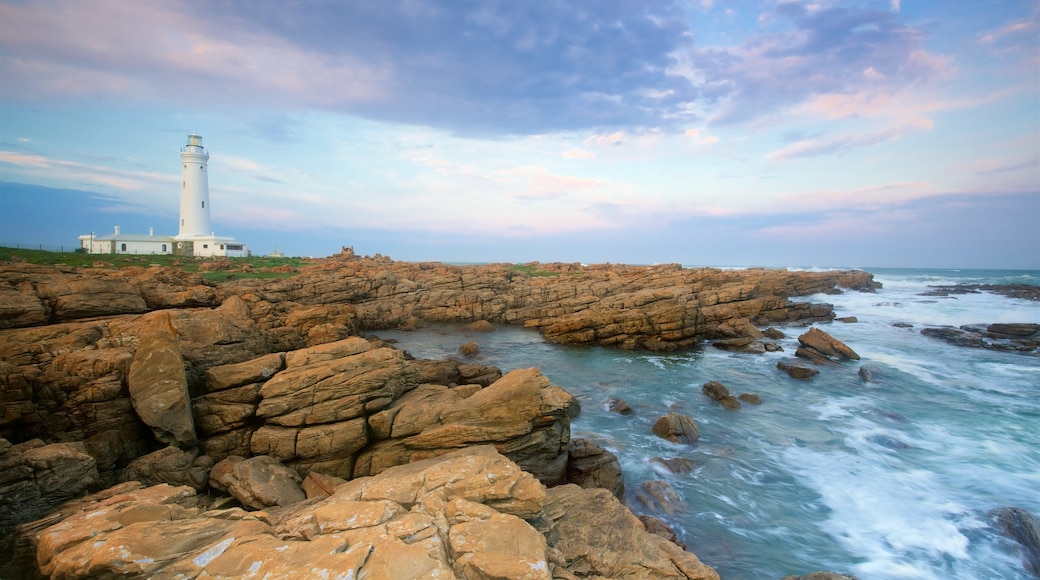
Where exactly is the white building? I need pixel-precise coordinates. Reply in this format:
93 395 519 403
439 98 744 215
80 133 248 257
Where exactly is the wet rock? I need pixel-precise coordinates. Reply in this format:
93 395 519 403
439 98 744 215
459 340 480 356
607 396 635 415
777 359 820 379
461 319 496 332
650 456 698 475
636 480 686 515
738 392 761 404
797 327 860 362
859 365 881 383
702 380 741 409
835 316 858 323
762 327 786 339
921 325 1039 353
566 438 624 499
990 506 1040 575
638 514 683 547
652 413 700 444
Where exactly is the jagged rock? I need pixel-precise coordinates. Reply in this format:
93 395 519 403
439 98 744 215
13 427 716 580
797 327 860 362
607 396 635 415
777 359 820 379
835 316 858 323
762 327 786 339
636 479 686 515
921 324 1040 353
544 484 718 579
410 357 503 386
36 274 148 320
209 454 306 510
566 438 624 499
652 413 699 444
354 368 574 486
702 380 741 409
118 446 213 491
990 506 1040 575
127 311 197 448
0 440 98 565
301 470 347 500
638 514 683 546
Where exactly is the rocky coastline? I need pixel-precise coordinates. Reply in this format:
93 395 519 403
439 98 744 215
0 249 988 579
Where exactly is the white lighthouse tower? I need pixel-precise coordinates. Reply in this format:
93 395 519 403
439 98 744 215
177 133 212 238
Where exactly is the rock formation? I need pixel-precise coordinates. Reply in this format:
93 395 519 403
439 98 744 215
921 323 1039 353
796 327 860 364
0 255 880 577
11 447 719 580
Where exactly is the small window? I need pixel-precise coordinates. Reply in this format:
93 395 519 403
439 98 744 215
220 244 225 250
202 201 205 208
120 243 127 252
181 219 184 226
161 244 167 252
203 244 208 249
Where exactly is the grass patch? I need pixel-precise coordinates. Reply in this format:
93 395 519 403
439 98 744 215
0 246 310 279
510 264 561 277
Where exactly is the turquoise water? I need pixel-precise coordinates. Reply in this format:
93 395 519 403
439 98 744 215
375 268 1040 579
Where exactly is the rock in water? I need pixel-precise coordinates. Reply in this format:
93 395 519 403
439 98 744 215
566 438 624 499
990 506 1040 575
777 359 820 379
702 380 741 409
652 413 699 444
797 327 860 362
128 312 197 448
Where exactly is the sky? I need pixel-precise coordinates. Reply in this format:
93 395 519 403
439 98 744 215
1 0 1038 269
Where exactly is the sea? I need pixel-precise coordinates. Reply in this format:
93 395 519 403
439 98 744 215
373 268 1040 580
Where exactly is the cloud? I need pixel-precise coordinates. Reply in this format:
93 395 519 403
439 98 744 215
766 117 933 159
0 0 699 136
686 3 952 127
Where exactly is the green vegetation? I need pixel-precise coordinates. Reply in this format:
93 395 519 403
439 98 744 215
509 264 561 277
0 246 311 281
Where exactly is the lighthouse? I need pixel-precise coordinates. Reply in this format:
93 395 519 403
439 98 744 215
177 133 212 238
79 133 248 257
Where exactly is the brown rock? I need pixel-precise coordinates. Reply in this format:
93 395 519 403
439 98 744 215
702 380 741 409
543 484 718 579
118 446 212 491
566 438 624 499
461 319 496 332
738 392 762 404
797 327 860 361
459 340 480 356
777 359 820 379
652 413 699 444
209 454 306 510
607 396 635 415
650 456 698 474
127 312 197 448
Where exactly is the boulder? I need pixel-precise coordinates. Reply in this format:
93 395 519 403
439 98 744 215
127 312 197 448
607 396 635 415
777 359 820 380
354 368 574 486
652 413 699 444
459 340 480 356
208 454 306 510
543 484 718 579
566 438 624 499
859 365 881 383
0 440 98 564
738 393 761 404
650 456 698 475
118 446 213 491
636 479 686 515
990 506 1040 575
702 380 741 409
797 327 860 362
461 319 496 332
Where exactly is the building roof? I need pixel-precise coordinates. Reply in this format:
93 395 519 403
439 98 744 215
87 233 176 242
